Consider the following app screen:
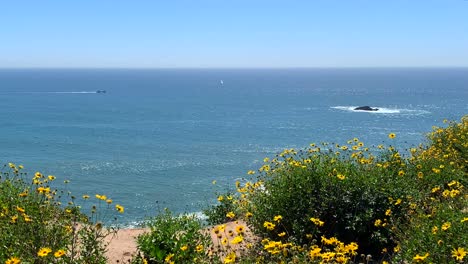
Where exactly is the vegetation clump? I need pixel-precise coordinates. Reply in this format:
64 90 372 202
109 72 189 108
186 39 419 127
0 165 124 263
200 116 467 263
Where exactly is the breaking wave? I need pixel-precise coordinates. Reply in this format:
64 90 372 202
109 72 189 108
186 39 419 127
331 106 430 115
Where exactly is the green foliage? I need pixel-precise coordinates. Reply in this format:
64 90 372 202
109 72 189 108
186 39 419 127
0 165 122 264
203 191 238 225
134 209 214 264
244 148 413 257
393 201 467 263
204 116 467 263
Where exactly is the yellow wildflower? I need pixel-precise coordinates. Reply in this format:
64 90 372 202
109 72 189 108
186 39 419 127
235 225 245 234
221 238 228 245
273 215 282 222
226 211 235 219
263 221 276 230
450 189 460 198
442 222 451 231
164 253 174 263
180 245 188 251
16 206 25 214
452 247 466 261
5 257 21 264
447 180 458 187
231 235 243 244
195 244 204 252
54 249 66 258
442 190 450 197
345 242 358 255
374 219 382 227
37 247 52 257
388 133 396 139
413 253 429 262
11 215 18 224
308 246 321 258
224 252 236 263
310 217 324 226
23 215 32 222
115 204 124 213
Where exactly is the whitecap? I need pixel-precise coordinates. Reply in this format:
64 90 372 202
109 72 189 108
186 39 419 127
331 106 430 115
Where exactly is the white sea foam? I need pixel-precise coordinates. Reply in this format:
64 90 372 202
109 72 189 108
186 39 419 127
46 91 98 94
331 106 430 115
14 91 99 94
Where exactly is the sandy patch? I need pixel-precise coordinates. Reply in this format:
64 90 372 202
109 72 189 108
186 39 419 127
105 228 148 263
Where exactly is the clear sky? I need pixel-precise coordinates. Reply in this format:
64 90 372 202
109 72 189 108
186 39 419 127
1 0 467 68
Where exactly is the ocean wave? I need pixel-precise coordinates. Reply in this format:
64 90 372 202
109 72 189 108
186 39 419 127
11 91 100 94
331 106 430 115
46 91 99 94
114 211 209 228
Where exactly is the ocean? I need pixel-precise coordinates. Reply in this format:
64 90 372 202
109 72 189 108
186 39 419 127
1 68 467 226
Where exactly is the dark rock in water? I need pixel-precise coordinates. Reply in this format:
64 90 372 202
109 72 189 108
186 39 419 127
354 106 379 111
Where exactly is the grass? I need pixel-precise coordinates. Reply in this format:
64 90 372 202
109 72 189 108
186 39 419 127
1 116 466 263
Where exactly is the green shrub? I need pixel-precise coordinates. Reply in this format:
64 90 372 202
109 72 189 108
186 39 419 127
0 164 123 264
241 146 416 257
204 116 467 262
203 191 238 225
133 209 214 264
393 200 467 263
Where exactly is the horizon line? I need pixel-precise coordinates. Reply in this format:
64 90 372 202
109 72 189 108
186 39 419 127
1 66 468 70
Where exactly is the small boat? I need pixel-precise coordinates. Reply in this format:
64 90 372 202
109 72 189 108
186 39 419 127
96 90 106 93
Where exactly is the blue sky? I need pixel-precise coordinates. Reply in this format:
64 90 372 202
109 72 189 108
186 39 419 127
1 0 467 68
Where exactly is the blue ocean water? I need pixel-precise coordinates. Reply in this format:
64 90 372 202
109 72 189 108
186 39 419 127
1 68 467 225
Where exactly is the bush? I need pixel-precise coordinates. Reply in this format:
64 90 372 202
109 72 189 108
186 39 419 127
203 191 238 225
0 164 123 264
240 145 416 258
205 116 467 263
133 209 214 264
